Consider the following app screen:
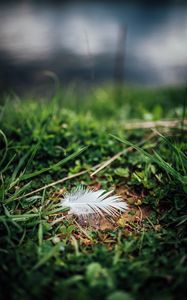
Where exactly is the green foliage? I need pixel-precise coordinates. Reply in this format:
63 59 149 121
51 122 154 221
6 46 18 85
112 132 187 193
0 85 187 300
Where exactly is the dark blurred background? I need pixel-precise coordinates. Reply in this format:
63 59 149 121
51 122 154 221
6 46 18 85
0 0 187 96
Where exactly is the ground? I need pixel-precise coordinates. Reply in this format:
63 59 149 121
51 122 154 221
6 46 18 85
0 85 187 300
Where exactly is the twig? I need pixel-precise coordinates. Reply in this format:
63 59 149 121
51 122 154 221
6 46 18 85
138 206 143 223
15 170 88 200
91 132 155 177
74 220 93 240
14 132 155 200
123 119 187 130
14 161 105 201
90 149 130 177
50 216 65 225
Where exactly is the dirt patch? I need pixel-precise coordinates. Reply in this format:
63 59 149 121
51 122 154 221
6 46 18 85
90 205 151 230
49 185 152 231
75 186 151 230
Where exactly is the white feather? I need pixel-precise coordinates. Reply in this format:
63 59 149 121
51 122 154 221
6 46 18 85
60 187 128 218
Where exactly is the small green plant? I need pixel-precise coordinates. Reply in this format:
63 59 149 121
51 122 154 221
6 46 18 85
112 132 187 193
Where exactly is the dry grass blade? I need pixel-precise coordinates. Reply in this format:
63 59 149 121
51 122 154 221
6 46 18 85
91 132 155 177
15 170 88 200
13 133 155 201
123 119 187 130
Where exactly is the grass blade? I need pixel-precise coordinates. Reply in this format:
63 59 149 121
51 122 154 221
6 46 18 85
33 243 63 270
20 146 87 181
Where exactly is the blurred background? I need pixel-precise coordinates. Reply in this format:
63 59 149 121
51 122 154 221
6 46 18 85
0 0 187 96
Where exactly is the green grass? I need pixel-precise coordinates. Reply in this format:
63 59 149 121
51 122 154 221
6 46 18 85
0 85 187 300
